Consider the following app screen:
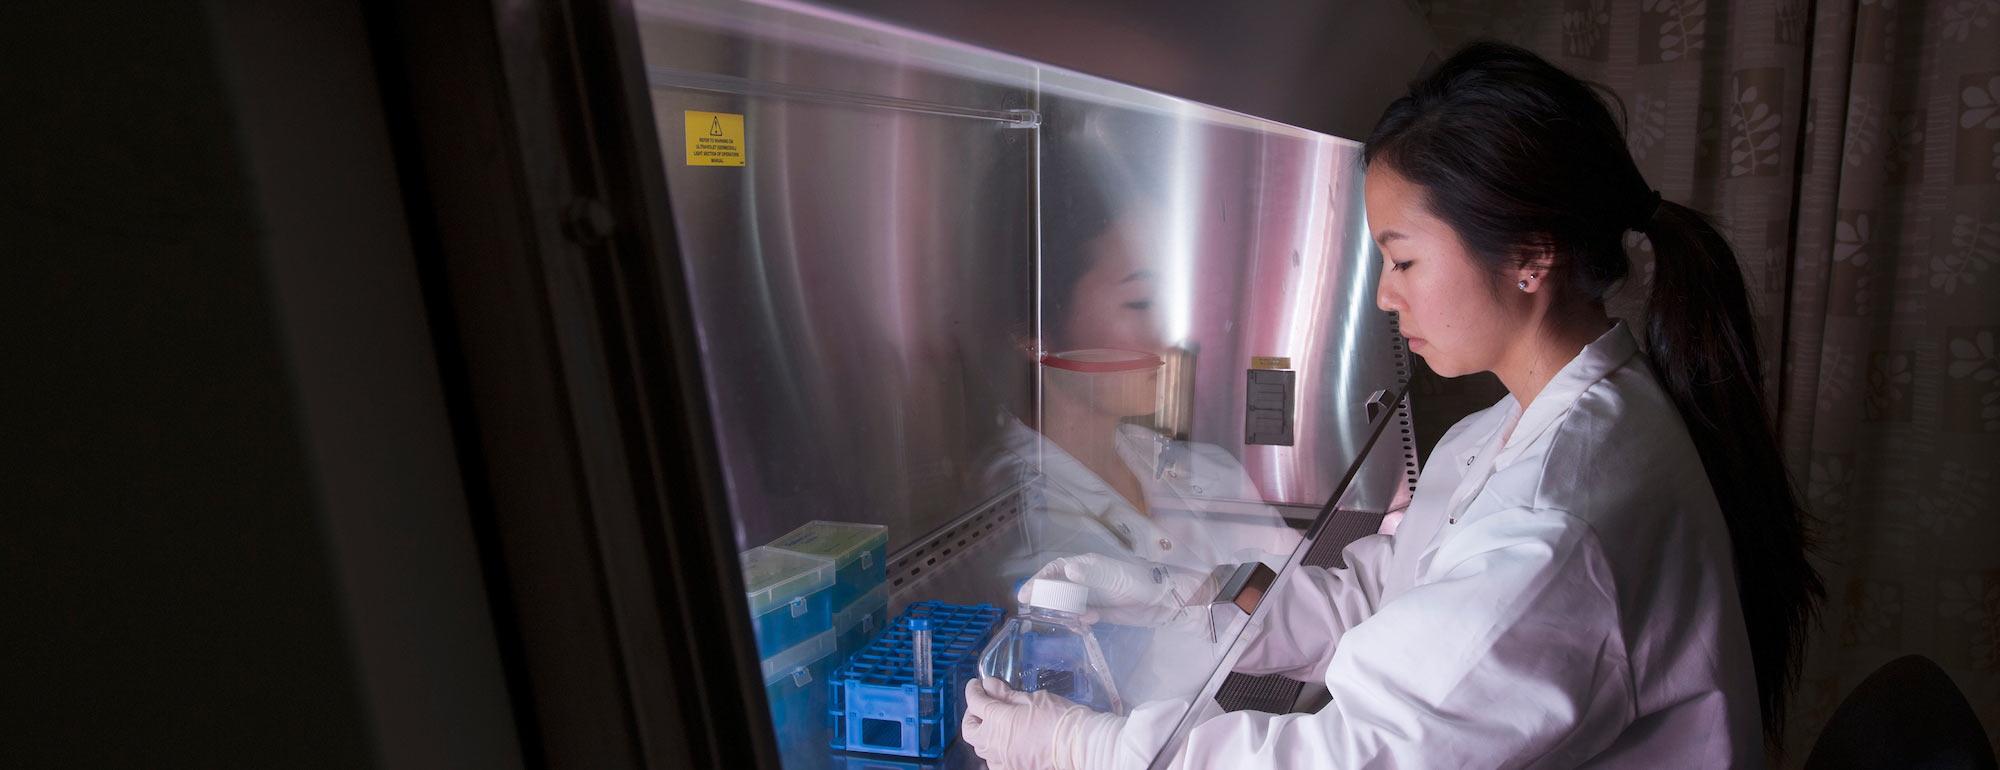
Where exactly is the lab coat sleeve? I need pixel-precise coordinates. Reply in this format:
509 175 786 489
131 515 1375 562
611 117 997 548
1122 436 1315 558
1228 532 1396 681
1170 508 1634 770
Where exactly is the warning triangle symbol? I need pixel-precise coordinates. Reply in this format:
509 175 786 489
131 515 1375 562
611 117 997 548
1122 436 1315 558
709 117 724 136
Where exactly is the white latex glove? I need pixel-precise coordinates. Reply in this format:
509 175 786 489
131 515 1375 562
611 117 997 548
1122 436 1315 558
962 677 1126 770
1021 554 1209 627
962 676 1078 770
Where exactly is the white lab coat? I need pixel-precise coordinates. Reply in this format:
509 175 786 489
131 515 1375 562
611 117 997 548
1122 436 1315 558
1104 321 1763 769
987 417 1302 578
981 416 1303 705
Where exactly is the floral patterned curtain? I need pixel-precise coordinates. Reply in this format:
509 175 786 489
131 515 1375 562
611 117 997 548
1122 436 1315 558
1410 0 1999 761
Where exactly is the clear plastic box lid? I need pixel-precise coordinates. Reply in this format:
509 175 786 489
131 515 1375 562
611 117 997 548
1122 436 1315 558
833 583 890 633
769 520 889 570
741 545 835 617
760 629 837 686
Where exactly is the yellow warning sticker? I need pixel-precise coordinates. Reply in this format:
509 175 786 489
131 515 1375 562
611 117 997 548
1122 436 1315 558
684 111 745 167
1251 356 1293 370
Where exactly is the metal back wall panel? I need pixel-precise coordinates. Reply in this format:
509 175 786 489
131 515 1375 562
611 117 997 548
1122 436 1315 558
635 0 1406 551
640 7 1038 549
1035 95 1400 511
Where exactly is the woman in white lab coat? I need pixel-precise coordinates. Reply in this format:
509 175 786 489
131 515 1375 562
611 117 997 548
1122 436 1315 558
971 148 1305 705
962 41 1822 769
974 128 1302 588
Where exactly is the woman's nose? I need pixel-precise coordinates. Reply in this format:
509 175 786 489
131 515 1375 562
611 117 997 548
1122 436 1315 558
1375 280 1400 313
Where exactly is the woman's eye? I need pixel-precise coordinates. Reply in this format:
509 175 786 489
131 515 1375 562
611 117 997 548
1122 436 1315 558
1391 260 1414 272
1124 299 1153 311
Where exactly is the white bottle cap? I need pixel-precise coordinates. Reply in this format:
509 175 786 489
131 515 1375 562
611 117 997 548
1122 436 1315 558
1024 578 1089 616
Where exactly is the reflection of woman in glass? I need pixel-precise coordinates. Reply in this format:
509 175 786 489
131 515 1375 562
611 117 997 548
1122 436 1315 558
1037 212 1168 521
983 139 1300 582
966 128 1305 734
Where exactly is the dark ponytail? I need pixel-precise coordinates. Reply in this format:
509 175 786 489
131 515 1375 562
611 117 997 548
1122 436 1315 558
1363 41 1823 751
1637 198 1824 749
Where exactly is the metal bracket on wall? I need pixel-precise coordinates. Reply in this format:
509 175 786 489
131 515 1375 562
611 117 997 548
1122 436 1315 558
1244 368 1297 446
1363 388 1391 422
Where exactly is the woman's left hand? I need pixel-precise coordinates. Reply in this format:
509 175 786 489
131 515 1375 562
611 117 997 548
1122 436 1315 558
962 677 1087 770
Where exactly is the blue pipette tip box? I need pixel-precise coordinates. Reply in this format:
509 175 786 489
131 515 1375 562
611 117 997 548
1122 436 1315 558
741 546 836 658
770 521 889 611
833 583 891 663
828 601 1003 759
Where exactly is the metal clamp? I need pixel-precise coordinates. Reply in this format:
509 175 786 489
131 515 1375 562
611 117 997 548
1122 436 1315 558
1205 562 1277 614
1364 388 1393 423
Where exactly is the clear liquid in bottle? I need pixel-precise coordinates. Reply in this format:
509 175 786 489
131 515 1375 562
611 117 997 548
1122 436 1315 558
977 578 1124 714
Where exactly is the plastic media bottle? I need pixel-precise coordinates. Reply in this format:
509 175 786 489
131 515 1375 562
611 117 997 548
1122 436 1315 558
977 578 1125 714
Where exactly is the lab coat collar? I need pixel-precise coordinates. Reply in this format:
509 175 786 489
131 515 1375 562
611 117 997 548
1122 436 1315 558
1498 320 1640 460
1114 423 1164 475
998 416 1167 515
998 416 1124 508
1447 401 1517 472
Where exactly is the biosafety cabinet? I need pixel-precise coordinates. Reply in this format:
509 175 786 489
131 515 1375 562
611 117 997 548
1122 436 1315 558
397 0 1419 768
640 1 1415 767
633 2 1420 766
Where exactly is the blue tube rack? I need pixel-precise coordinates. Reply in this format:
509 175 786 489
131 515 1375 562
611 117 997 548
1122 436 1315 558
828 601 1004 759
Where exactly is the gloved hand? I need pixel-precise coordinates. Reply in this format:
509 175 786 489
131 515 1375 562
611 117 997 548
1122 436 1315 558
1021 554 1210 628
962 677 1126 770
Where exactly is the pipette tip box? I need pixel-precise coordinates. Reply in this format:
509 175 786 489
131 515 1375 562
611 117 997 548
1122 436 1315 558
833 583 891 663
742 546 836 658
770 520 889 611
763 630 839 754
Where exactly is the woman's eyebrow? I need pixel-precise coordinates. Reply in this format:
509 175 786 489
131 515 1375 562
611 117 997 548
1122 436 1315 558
1374 230 1407 248
1119 270 1154 284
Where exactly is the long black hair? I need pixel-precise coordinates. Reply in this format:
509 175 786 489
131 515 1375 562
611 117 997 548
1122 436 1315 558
1362 41 1823 751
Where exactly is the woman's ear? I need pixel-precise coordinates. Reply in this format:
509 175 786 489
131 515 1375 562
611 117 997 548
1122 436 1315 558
1512 239 1558 293
1010 325 1040 361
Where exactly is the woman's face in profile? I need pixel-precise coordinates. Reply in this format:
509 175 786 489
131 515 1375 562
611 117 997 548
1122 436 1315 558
1060 219 1166 357
1365 164 1524 378
1047 219 1165 418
